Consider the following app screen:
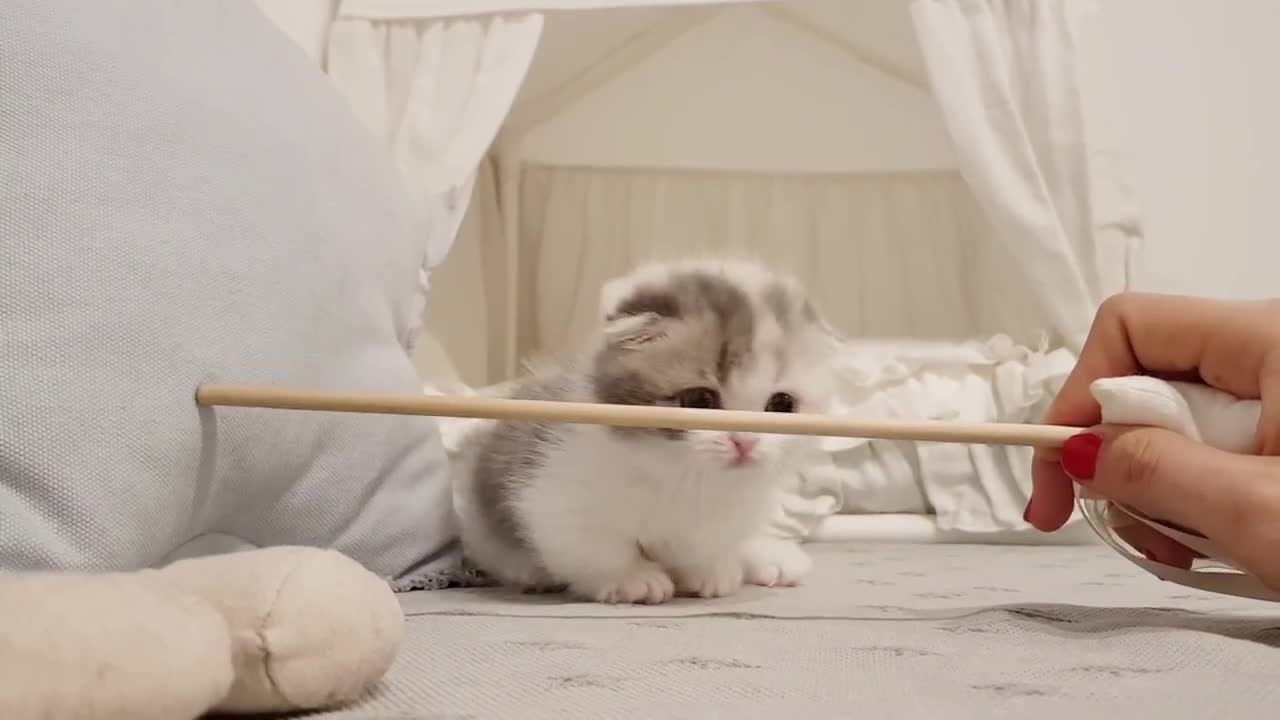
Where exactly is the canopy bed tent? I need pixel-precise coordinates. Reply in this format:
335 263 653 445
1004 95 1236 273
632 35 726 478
261 0 1142 542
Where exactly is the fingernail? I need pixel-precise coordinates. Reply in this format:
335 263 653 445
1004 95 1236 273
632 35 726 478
1061 432 1102 482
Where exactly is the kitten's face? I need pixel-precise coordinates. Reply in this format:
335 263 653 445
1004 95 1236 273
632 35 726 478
590 260 840 474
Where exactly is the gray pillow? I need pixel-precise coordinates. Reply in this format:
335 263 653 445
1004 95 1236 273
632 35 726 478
0 0 460 590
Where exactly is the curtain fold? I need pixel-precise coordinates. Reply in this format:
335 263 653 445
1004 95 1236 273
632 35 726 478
516 163 1049 362
909 0 1133 354
415 157 505 388
254 0 337 63
337 0 764 22
326 11 542 268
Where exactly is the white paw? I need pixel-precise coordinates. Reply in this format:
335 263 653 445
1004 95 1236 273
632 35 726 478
744 537 812 588
576 563 676 605
676 557 745 599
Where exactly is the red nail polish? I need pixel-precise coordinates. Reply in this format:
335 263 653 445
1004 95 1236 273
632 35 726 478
1060 433 1102 481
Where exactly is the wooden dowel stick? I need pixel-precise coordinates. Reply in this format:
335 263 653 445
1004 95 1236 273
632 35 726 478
195 383 1079 448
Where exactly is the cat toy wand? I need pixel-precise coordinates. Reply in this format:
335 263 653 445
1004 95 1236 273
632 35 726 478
194 384 1077 448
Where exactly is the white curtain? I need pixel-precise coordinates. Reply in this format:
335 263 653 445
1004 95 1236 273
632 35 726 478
515 163 1054 362
324 8 541 375
254 0 336 62
414 157 505 388
340 0 764 21
909 0 1140 355
327 11 541 266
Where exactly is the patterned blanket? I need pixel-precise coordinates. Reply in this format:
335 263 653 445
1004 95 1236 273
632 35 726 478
311 543 1280 719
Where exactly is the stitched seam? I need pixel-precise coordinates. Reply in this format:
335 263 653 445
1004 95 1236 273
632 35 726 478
257 558 309 706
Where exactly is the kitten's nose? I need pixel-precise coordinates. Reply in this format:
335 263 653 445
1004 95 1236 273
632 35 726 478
729 433 759 460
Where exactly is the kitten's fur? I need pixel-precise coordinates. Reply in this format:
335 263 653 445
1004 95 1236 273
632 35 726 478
454 258 842 604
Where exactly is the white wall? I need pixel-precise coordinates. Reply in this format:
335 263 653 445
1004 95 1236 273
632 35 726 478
1103 0 1279 300
519 4 957 173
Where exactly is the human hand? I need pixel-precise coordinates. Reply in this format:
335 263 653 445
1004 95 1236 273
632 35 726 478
1026 293 1280 589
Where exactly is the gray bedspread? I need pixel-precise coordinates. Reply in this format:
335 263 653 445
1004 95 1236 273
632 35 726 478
309 542 1280 719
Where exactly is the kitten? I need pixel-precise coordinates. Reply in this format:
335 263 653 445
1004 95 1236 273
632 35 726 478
453 258 842 604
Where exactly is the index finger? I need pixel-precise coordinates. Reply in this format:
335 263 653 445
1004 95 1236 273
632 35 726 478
1027 293 1278 531
1053 293 1276 426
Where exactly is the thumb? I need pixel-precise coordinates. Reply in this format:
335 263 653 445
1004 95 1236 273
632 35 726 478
1061 425 1257 541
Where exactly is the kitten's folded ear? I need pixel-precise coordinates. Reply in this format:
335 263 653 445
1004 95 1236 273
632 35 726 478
599 274 634 322
600 312 670 350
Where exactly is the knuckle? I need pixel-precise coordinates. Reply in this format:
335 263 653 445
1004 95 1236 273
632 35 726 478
1093 292 1158 339
1095 292 1135 321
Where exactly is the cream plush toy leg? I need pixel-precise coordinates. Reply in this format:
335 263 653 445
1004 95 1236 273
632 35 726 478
153 546 405 714
0 546 404 719
0 572 234 720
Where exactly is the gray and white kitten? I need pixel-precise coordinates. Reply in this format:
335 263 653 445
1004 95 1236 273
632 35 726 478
453 258 842 604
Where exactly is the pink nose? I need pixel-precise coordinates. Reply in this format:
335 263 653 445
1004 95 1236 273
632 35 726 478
729 433 758 459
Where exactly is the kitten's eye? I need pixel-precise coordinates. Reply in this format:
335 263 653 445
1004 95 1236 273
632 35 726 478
765 392 797 413
676 387 721 410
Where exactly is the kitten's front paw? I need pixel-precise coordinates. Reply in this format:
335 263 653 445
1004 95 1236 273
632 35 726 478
575 563 676 605
676 557 745 599
744 537 812 588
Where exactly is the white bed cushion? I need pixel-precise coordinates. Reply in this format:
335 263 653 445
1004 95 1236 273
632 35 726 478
0 0 457 589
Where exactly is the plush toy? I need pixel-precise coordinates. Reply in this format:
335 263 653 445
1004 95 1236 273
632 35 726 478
0 545 403 719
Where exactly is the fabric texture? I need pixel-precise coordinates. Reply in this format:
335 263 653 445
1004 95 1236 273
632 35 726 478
323 9 542 383
414 158 504 387
0 0 456 587
807 511 1097 545
325 9 541 263
338 0 765 21
401 0 1141 390
516 166 1012 363
154 547 405 714
0 545 402 719
910 0 1141 355
1092 375 1260 452
305 542 1280 719
809 335 1075 532
0 571 234 720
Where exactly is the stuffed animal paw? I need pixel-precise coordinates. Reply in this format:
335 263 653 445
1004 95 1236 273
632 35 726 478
0 546 404 719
